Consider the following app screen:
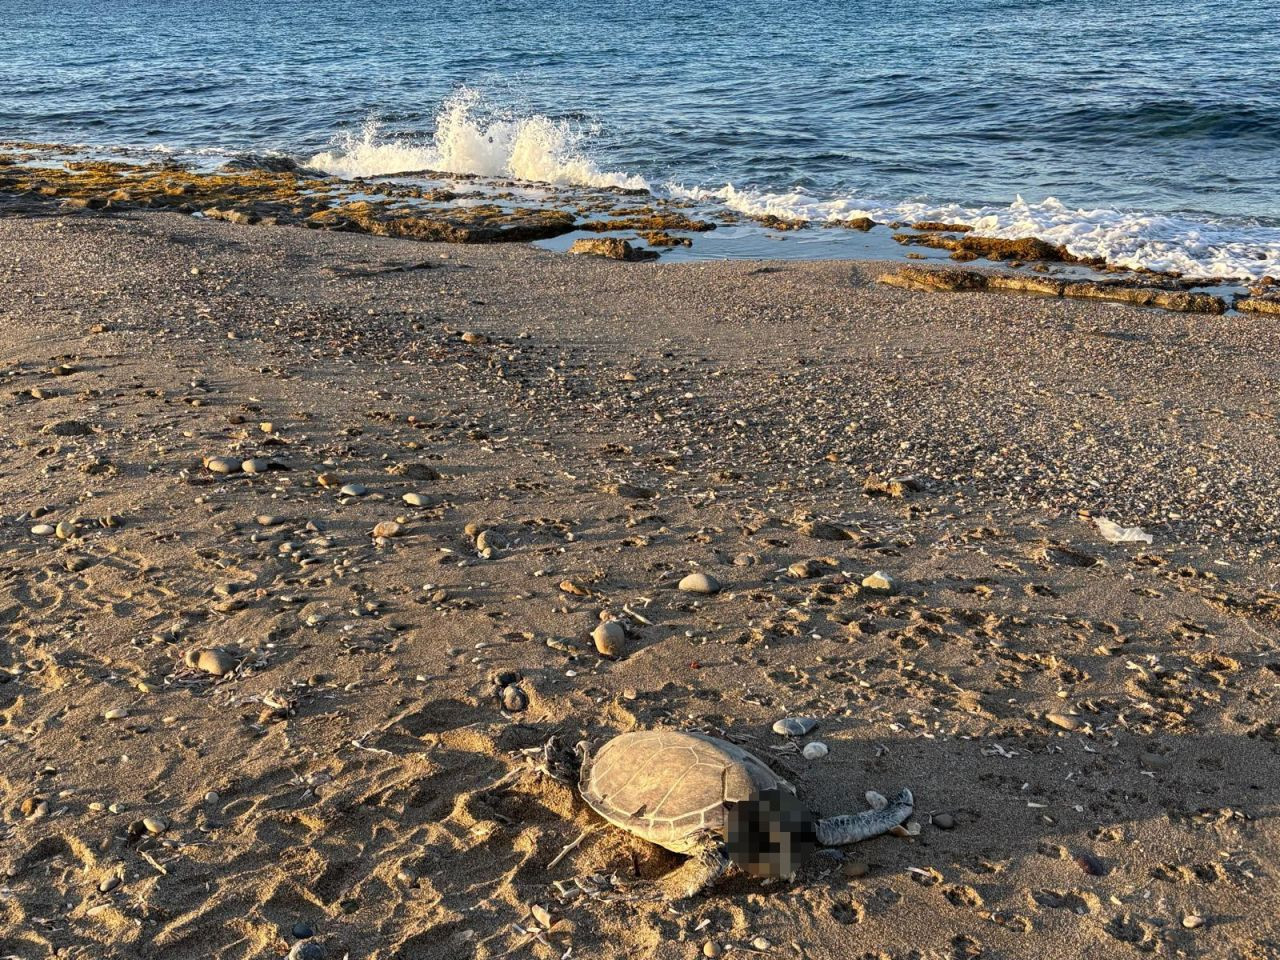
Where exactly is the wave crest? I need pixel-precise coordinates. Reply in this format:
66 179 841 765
308 88 648 191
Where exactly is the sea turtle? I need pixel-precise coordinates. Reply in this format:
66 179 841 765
575 729 914 897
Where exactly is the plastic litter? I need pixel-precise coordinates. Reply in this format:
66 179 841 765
1094 517 1153 544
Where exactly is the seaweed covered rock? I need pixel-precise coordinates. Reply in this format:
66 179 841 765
568 237 658 261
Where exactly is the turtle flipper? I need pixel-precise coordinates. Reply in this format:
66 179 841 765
676 838 732 899
815 789 913 846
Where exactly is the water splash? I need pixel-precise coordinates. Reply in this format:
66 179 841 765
309 88 648 191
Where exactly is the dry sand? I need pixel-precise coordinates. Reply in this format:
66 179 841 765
1 205 1278 960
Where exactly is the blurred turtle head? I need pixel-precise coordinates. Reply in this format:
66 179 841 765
725 788 818 879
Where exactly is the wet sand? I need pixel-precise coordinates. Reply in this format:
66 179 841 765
1 206 1278 960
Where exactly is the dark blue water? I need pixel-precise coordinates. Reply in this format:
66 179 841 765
3 0 1279 277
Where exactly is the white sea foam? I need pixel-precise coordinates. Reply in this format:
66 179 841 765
308 88 648 191
309 87 1279 281
670 183 1280 281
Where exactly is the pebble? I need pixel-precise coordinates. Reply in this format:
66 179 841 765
192 648 238 676
476 529 507 552
291 921 315 939
142 816 168 834
501 685 528 712
102 707 129 721
861 570 897 593
592 620 627 658
703 943 723 958
287 943 326 960
339 483 367 497
678 572 721 594
257 515 286 527
1046 712 1082 732
55 520 77 540
205 456 240 474
372 521 402 539
98 875 121 893
802 741 829 760
751 937 771 951
31 524 55 536
242 458 270 474
773 717 819 737
933 813 956 830
1182 915 1205 930
402 492 429 507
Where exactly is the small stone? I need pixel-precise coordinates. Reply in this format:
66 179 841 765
592 620 627 658
402 492 429 507
802 741 829 760
204 791 220 805
1046 712 1082 732
31 524 55 536
102 707 129 721
193 648 238 677
501 685 528 712
703 943 723 958
55 520 76 540
205 456 240 475
773 717 819 737
98 875 121 893
678 572 721 595
241 458 270 474
933 813 956 830
861 570 897 593
316 473 339 488
291 921 315 939
339 483 367 497
751 937 771 951
1182 915 1205 930
287 943 326 960
142 816 167 835
476 530 507 552
257 515 286 527
372 521 402 539
788 559 822 579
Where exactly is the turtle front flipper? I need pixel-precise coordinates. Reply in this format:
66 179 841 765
815 788 914 846
673 836 732 900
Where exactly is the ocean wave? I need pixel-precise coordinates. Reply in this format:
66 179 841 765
307 88 649 190
304 87 1280 281
669 184 1280 280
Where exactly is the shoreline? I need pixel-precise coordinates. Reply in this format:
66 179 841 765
1 208 1279 960
3 144 1278 309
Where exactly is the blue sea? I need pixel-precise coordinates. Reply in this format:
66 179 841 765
3 0 1279 278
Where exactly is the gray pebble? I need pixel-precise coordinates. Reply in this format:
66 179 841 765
773 716 819 737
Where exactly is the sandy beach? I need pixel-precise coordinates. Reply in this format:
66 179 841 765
2 204 1279 960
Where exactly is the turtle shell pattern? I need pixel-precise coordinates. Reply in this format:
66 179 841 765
580 730 794 853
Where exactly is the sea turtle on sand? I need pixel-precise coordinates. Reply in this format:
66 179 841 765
572 729 914 897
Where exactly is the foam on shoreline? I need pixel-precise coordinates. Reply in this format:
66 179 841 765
671 184 1280 281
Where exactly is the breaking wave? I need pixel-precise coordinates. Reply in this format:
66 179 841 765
308 88 649 191
307 88 1280 281
671 184 1280 281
